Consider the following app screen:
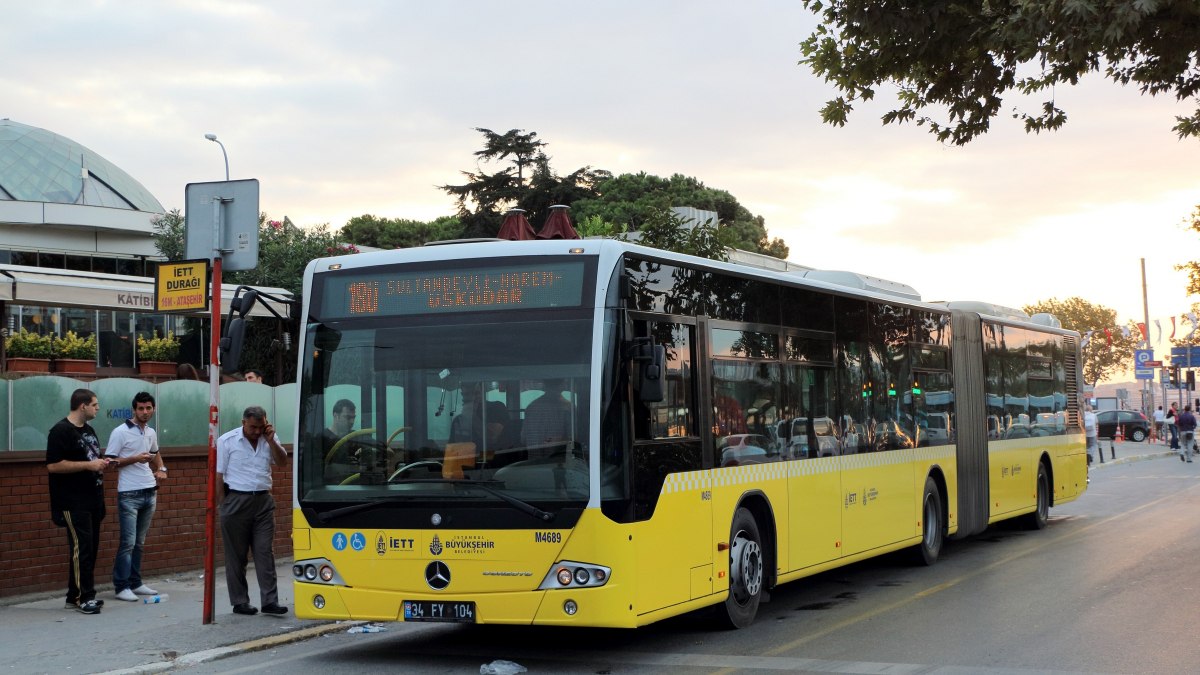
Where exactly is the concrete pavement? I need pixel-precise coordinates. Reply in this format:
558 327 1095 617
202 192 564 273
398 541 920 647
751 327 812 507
0 438 1182 674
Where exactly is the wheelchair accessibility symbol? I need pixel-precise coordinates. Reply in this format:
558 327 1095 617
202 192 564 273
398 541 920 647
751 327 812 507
350 532 367 551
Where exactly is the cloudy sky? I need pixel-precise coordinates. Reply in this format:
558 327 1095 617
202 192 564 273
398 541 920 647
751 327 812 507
5 1 1198 370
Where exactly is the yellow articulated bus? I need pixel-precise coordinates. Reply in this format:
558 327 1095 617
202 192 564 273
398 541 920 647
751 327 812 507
288 239 1087 629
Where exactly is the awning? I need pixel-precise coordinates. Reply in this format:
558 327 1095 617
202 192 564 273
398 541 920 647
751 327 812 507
0 265 292 319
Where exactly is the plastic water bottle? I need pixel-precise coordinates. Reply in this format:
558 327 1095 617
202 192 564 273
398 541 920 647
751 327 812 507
347 624 385 634
142 594 169 604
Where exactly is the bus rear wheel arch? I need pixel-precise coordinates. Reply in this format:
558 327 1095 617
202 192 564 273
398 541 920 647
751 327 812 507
1022 460 1051 530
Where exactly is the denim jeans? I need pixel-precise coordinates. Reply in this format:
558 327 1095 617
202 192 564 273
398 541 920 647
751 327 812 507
113 488 156 591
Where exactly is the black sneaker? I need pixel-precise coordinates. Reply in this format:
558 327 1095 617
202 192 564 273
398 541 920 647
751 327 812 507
261 603 288 616
77 600 101 615
232 603 258 615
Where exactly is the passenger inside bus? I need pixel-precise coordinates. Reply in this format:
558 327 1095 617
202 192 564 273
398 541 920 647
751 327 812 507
521 379 574 451
450 389 518 464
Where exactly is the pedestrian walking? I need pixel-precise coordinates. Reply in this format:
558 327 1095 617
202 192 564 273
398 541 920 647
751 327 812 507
105 392 167 602
46 388 110 615
1177 405 1197 463
1167 402 1180 450
217 406 289 616
1153 405 1166 443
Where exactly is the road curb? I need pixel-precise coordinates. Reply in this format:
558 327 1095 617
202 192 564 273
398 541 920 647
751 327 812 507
100 620 367 674
1093 449 1177 468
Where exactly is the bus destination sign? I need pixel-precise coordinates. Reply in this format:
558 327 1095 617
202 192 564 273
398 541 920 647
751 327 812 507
323 261 586 318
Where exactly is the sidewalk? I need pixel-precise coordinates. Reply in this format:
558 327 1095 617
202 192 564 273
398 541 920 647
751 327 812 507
0 439 1179 674
1091 437 1180 468
0 559 358 675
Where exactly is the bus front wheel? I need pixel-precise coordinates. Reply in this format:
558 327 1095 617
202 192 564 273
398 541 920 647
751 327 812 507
720 507 763 629
913 476 944 566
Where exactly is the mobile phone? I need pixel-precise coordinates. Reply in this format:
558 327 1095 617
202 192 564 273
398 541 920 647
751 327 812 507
106 459 119 467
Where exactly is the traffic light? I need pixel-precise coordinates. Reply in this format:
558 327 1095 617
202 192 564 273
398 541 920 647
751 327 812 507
1173 365 1182 386
1188 370 1196 391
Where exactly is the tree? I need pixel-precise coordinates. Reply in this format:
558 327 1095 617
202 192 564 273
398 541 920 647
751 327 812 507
572 173 789 258
799 1 1200 145
633 208 736 262
340 214 463 248
1024 297 1139 385
151 209 185 261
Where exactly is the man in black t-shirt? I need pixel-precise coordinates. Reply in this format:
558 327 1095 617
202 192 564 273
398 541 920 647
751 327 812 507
46 388 110 615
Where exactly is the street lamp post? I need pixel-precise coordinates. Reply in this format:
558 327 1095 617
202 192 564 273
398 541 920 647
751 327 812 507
200 131 228 624
204 133 229 180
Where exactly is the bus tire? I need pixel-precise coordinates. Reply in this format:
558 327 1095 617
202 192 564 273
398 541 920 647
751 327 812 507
1023 462 1050 530
719 507 763 629
913 476 944 566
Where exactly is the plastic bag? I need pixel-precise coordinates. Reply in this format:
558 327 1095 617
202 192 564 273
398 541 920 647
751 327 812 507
480 660 527 675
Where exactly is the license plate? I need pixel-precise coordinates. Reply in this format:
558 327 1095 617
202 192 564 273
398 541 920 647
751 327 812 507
403 600 476 623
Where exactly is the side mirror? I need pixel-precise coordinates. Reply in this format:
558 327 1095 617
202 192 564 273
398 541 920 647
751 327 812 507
625 337 665 403
220 318 247 375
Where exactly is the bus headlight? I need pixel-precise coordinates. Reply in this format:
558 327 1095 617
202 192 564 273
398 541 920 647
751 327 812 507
293 558 346 586
313 594 326 610
563 599 578 615
540 561 611 589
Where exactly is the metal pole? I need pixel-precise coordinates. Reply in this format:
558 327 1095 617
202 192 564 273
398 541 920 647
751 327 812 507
1142 258 1152 414
203 195 225 625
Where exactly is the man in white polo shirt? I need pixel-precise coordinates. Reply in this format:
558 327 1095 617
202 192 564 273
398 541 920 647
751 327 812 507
105 392 166 602
216 405 288 616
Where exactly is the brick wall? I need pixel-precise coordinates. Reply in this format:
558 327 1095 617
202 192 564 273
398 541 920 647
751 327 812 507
0 450 293 599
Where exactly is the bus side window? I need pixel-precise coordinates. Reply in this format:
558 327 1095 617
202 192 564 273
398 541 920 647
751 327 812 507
633 321 696 441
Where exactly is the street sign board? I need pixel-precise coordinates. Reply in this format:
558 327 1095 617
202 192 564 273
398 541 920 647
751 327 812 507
1145 360 1162 367
1169 346 1200 367
184 179 260 271
154 259 210 312
1135 368 1154 380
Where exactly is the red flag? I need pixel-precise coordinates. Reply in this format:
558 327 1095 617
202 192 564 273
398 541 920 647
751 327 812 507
1137 322 1147 343
1104 328 1112 346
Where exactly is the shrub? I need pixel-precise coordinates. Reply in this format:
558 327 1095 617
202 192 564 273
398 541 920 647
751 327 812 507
54 331 97 360
5 329 54 359
137 333 180 362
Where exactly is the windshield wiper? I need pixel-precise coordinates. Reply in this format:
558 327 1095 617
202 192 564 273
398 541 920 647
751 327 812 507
394 478 556 522
314 479 555 524
315 494 423 524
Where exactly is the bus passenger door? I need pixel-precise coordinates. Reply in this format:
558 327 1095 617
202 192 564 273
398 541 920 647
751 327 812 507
627 320 712 612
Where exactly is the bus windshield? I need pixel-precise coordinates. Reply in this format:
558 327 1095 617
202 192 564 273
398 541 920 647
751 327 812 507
295 313 593 512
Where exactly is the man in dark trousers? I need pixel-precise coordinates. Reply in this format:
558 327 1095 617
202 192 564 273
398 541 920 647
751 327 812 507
216 406 289 616
1177 405 1197 463
46 388 110 615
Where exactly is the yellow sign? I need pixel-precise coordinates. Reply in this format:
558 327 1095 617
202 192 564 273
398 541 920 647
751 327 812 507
155 260 210 312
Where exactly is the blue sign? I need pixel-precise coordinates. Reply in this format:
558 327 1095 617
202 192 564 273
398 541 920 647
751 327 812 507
350 532 366 551
332 532 347 551
1170 346 1200 367
1134 350 1154 379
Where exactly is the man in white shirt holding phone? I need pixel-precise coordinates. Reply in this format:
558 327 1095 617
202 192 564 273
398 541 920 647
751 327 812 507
105 392 166 601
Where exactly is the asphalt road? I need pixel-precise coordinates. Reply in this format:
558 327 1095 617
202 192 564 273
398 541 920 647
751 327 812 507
182 457 1200 675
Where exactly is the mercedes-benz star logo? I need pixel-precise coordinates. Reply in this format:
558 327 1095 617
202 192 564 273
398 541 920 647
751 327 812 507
425 561 451 590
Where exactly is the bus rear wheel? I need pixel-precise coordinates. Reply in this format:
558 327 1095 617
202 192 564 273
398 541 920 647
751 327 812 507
1022 462 1050 530
913 476 944 566
719 507 763 629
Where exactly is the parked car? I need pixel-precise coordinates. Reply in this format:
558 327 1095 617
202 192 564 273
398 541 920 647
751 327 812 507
719 434 775 467
1095 410 1150 442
